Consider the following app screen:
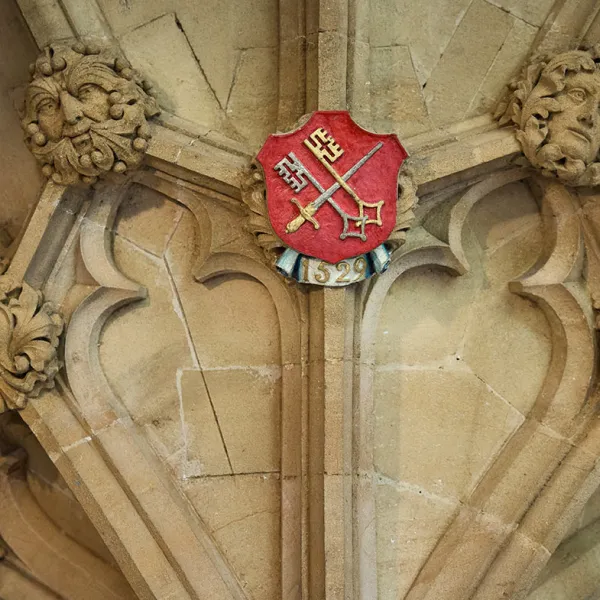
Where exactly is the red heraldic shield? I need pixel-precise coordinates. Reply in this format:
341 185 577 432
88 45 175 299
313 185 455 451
257 111 408 264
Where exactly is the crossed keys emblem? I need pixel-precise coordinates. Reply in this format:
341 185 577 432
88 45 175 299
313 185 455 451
273 128 384 242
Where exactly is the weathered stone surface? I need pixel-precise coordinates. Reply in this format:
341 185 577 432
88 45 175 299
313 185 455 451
202 368 281 473
373 369 523 499
376 478 458 600
226 47 278 147
374 265 479 366
98 0 277 109
119 13 222 131
425 0 513 126
179 369 231 477
0 1 43 251
112 184 184 257
468 18 537 117
185 474 281 600
17 0 73 46
100 234 192 464
165 209 281 368
462 182 551 414
463 289 552 415
369 0 473 85
370 46 431 138
487 0 555 27
467 182 542 270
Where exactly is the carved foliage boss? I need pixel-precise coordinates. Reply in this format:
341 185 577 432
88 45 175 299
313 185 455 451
22 42 160 186
0 283 62 412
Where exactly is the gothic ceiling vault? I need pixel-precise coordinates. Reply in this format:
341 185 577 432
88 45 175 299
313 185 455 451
3 1 600 600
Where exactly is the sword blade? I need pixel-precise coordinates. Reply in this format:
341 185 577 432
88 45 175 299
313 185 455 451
285 141 384 234
308 141 383 212
289 152 363 226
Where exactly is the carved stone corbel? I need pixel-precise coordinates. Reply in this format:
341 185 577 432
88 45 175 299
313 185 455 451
496 44 600 187
0 282 63 413
21 42 160 186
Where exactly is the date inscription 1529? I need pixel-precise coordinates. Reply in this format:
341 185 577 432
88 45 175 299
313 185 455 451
298 254 371 286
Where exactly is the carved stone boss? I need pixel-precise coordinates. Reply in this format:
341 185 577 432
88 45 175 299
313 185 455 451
497 44 600 187
245 111 415 286
22 42 160 187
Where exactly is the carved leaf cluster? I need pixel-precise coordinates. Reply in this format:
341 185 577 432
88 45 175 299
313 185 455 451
240 163 287 265
0 283 63 412
387 163 417 252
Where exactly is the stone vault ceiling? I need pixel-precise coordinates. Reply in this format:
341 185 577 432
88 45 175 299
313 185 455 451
2 1 600 600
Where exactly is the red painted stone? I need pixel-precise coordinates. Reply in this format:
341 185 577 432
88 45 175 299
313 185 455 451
257 111 407 264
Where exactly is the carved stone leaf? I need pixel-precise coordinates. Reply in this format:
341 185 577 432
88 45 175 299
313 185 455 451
0 283 63 411
387 163 417 252
240 162 286 265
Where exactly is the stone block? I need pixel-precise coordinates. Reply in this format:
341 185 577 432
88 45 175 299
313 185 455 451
96 0 170 34
16 0 73 46
373 369 523 500
165 211 281 369
487 0 555 27
370 45 431 138
324 473 346 597
185 474 281 600
527 539 600 599
227 47 278 147
477 420 571 524
369 0 473 85
348 39 372 128
408 507 512 599
470 18 537 116
425 0 512 126
119 12 224 130
100 235 195 461
472 531 551 599
179 369 232 477
463 289 551 416
375 477 458 599
467 181 541 259
202 368 281 473
0 88 43 249
113 184 184 257
233 0 278 49
374 264 480 366
110 0 279 113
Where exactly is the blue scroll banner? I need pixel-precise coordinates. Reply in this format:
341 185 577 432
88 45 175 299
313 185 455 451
276 244 391 286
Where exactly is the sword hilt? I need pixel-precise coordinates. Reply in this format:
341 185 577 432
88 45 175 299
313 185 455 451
287 198 320 233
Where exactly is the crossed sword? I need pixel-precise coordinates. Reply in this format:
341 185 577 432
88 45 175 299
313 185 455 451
285 141 384 234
